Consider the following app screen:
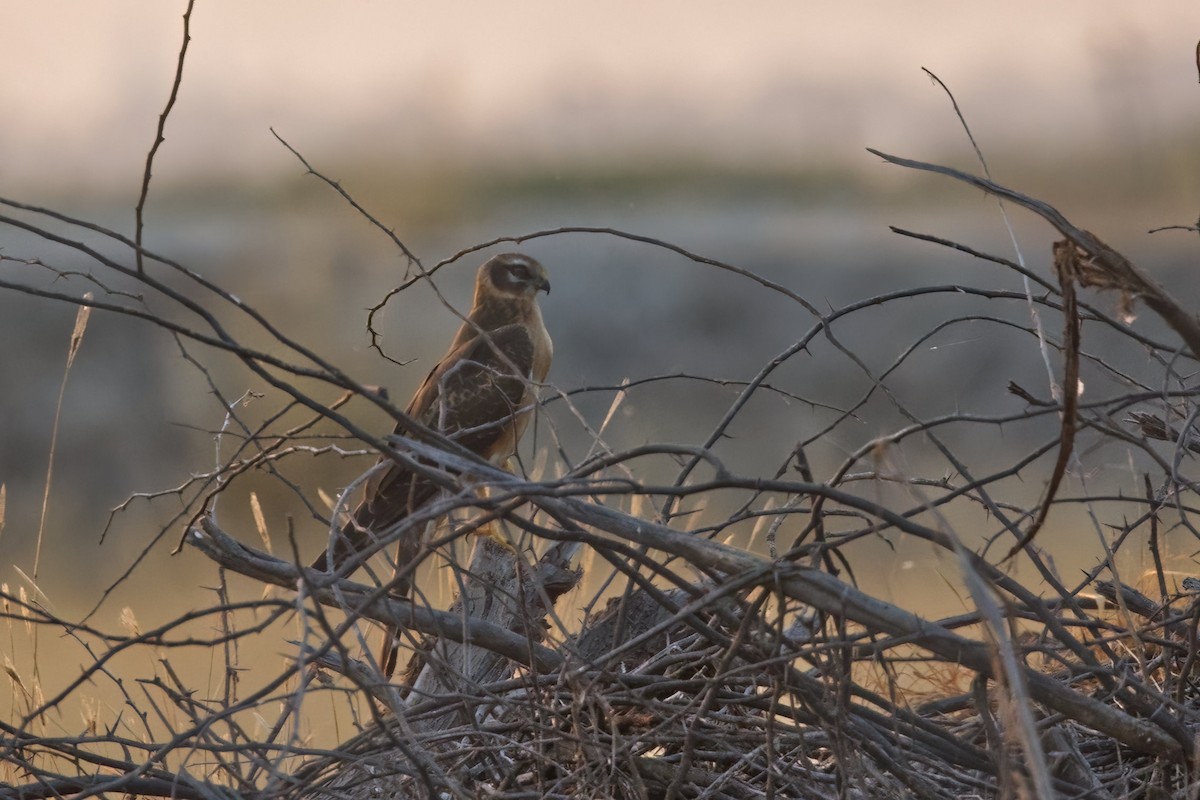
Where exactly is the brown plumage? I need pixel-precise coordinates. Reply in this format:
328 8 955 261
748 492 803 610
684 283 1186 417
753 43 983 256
312 253 552 674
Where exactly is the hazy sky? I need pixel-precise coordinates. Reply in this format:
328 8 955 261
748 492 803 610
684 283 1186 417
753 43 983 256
4 3 1199 191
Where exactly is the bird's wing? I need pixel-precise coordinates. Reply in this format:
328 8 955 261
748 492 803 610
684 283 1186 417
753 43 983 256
412 322 538 449
318 324 538 566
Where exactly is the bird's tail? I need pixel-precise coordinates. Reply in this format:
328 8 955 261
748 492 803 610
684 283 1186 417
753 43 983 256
312 511 426 678
378 575 413 677
380 624 402 678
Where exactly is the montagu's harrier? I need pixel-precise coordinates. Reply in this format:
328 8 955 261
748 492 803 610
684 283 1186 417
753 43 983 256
313 252 552 675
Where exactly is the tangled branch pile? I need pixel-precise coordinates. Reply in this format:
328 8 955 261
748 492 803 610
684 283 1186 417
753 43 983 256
3 147 1200 800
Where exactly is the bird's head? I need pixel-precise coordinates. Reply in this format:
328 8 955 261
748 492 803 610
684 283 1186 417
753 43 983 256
480 253 551 299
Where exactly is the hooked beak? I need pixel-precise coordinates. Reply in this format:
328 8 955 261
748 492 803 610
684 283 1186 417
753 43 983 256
535 276 551 295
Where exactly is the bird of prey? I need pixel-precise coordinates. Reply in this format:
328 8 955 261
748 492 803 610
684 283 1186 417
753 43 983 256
312 253 552 675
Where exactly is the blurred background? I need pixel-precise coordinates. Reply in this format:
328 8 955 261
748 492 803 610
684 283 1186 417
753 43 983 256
2 1 1200 730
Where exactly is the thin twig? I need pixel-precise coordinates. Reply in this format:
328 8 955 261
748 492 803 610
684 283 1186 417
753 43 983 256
134 0 195 274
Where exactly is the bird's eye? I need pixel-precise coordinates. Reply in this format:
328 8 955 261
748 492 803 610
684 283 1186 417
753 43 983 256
510 264 530 280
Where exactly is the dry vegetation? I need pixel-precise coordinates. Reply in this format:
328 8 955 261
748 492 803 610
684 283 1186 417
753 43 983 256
5 11 1200 800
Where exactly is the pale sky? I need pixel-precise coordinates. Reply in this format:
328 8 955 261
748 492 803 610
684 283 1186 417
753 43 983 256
4 2 1199 191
